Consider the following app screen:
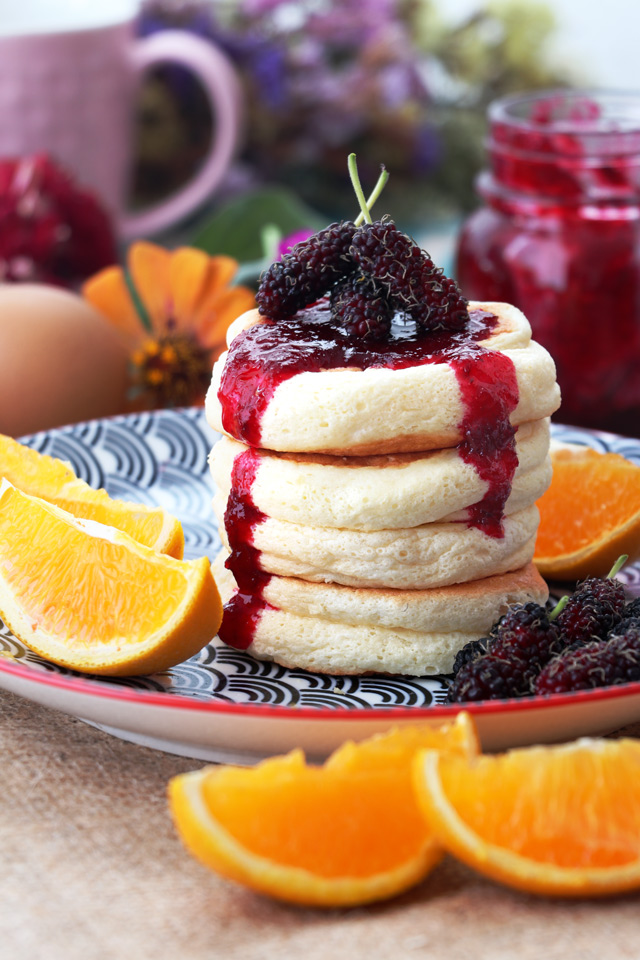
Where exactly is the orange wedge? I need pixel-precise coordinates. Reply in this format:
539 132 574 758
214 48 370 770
0 432 184 558
0 480 221 675
534 443 640 580
414 738 640 898
168 713 479 908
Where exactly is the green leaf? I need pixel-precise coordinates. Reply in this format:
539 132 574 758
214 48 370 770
192 187 326 261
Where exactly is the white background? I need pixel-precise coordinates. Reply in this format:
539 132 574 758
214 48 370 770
443 0 640 90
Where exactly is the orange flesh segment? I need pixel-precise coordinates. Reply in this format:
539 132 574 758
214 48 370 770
535 449 640 557
0 483 187 647
200 720 478 881
52 496 170 552
203 757 426 878
434 743 640 869
0 432 183 558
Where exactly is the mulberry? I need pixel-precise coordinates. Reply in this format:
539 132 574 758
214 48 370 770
331 275 394 340
447 654 532 703
350 219 468 331
256 221 356 320
535 624 640 695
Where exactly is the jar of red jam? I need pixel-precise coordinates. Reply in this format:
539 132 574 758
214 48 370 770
456 90 640 436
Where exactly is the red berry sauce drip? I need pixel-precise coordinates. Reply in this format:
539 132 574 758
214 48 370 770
219 303 500 442
455 351 519 537
218 304 520 649
217 448 272 651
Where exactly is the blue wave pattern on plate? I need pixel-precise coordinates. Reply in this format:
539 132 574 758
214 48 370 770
1 410 639 710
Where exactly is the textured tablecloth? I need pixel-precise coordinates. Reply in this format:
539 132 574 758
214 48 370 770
2 689 639 960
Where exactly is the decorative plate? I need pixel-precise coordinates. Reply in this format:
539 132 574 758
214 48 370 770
1 408 640 764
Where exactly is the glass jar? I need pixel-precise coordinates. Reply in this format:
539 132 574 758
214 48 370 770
456 90 640 436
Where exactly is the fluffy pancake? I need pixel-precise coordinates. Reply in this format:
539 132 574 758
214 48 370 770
210 418 551 531
212 554 549 675
214 496 539 589
205 301 561 455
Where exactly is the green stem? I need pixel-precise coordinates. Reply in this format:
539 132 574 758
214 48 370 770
123 266 152 334
348 153 373 224
549 595 570 621
260 223 282 264
355 165 389 226
607 555 628 579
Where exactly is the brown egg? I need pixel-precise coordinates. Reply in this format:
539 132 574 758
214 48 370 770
0 283 130 437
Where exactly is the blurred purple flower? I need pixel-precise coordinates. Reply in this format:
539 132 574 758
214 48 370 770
138 2 219 101
242 0 289 15
136 0 444 218
140 2 291 113
412 125 443 174
278 229 315 256
250 42 289 111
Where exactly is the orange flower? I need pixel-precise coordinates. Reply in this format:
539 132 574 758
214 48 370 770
83 242 255 409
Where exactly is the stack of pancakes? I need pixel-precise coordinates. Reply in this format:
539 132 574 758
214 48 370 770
206 301 561 676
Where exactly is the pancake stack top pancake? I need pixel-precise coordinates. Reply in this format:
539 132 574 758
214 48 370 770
205 171 560 675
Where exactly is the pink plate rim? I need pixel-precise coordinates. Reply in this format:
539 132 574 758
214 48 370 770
3 654 640 721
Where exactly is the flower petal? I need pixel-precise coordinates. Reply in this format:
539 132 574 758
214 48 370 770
168 247 214 329
206 255 240 292
196 287 256 352
129 242 172 333
82 266 142 343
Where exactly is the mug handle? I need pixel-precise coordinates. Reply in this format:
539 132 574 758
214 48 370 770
120 29 242 241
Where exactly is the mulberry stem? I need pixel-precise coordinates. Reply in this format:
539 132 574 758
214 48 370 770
549 595 570 620
607 555 628 579
348 153 373 225
355 166 389 227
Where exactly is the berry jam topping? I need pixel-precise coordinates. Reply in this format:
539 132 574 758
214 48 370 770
219 304 518 538
218 306 519 650
218 448 272 651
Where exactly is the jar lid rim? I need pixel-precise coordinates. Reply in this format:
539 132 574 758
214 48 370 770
489 89 640 134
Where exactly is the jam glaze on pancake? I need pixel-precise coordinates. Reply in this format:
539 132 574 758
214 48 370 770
214 304 508 449
213 495 539 590
208 302 559 660
209 418 551 531
206 301 560 456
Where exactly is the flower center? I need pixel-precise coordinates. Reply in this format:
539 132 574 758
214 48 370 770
131 333 212 408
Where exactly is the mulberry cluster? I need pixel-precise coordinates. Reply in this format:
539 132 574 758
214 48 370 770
256 216 469 339
330 275 393 341
256 221 356 321
535 625 640 695
350 219 468 332
447 602 562 703
447 570 640 703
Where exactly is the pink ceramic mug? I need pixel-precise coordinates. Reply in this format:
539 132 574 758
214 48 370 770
0 0 242 239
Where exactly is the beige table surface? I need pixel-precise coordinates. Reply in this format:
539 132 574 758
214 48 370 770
2 688 640 960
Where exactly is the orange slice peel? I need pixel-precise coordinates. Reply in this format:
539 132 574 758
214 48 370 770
168 713 479 908
0 480 221 675
535 443 640 580
413 737 640 898
0 431 184 558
